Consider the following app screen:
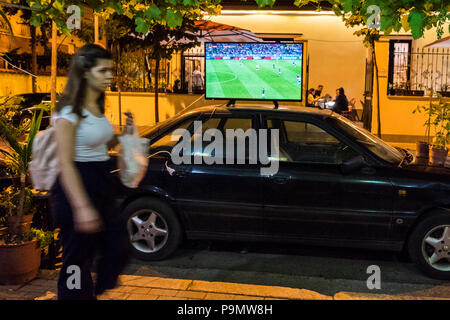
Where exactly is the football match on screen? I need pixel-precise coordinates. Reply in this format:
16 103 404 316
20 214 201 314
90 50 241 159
205 43 303 101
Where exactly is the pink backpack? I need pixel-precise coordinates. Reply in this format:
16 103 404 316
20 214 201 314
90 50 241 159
29 116 80 191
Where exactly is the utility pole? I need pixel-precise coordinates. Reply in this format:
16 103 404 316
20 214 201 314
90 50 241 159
94 14 99 44
51 20 57 108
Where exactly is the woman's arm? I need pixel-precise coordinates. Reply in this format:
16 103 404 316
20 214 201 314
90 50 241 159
107 134 119 149
107 112 134 149
54 119 102 233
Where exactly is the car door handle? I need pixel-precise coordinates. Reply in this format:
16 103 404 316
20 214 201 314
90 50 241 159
175 168 189 177
273 177 290 184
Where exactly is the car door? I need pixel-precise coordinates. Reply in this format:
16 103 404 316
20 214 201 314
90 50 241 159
172 113 265 237
261 115 395 244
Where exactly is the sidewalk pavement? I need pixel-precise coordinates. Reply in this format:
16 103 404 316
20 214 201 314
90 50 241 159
0 270 448 300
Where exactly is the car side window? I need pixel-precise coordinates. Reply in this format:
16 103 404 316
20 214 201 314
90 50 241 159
267 119 359 165
191 117 255 162
150 119 194 151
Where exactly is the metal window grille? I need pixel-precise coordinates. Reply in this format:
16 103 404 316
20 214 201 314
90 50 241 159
388 42 450 97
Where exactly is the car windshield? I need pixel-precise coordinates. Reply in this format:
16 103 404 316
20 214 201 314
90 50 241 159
327 114 403 164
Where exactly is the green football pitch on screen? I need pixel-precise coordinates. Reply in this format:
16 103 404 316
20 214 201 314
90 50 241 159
206 59 302 101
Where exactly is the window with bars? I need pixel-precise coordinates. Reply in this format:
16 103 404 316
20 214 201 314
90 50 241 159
388 39 450 97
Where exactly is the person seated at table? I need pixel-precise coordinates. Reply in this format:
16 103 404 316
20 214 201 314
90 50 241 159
307 88 316 107
332 87 349 115
314 85 324 99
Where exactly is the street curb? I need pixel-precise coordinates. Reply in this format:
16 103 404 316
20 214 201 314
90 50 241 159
2 270 448 300
333 291 450 300
117 275 332 300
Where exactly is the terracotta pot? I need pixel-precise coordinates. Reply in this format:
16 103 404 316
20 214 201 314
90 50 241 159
415 142 429 165
415 156 429 166
429 147 448 167
0 240 41 285
8 214 34 235
416 141 429 158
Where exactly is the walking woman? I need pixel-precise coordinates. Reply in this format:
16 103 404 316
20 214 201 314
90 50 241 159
50 44 131 300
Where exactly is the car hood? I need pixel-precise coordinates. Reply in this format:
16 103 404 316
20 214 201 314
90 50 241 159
399 164 450 185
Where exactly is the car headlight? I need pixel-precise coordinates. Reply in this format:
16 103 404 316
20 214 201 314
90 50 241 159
5 111 15 120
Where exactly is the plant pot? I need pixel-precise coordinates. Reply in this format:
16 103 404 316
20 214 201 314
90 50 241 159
0 240 41 285
437 91 450 97
8 214 34 235
415 141 429 165
429 147 448 167
411 90 424 96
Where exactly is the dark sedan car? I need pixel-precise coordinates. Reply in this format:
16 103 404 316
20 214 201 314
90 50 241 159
8 93 54 130
114 105 450 280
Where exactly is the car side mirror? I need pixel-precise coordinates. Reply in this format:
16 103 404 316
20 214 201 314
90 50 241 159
341 155 366 174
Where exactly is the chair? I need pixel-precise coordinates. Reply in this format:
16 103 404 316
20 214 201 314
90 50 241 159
341 110 354 121
346 98 360 121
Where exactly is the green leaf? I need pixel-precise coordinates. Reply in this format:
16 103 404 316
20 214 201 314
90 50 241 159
167 0 177 6
145 5 162 20
183 0 193 5
135 17 148 34
380 15 394 31
255 0 276 8
166 10 182 28
409 10 425 39
343 0 353 13
30 15 42 27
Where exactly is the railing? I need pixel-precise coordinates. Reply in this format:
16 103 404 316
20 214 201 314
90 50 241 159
388 47 450 97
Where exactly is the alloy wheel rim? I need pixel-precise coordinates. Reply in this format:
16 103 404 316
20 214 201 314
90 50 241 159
421 225 450 272
21 117 31 128
127 209 169 253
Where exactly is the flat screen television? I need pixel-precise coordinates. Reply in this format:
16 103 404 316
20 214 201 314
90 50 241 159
205 42 303 101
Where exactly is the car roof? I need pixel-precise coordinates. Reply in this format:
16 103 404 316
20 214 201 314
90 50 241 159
181 104 334 118
142 104 334 139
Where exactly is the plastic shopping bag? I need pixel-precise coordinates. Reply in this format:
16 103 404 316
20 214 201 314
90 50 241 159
117 125 150 188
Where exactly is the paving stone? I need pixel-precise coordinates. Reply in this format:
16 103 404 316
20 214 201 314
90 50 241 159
127 294 159 300
109 286 138 293
0 285 22 291
29 279 57 289
204 293 237 300
149 288 179 297
34 291 57 300
175 290 207 300
157 296 188 300
232 296 266 300
127 287 152 295
98 292 130 300
119 275 192 290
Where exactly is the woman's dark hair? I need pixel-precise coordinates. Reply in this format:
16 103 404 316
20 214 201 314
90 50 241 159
337 87 345 96
56 44 112 118
308 88 315 94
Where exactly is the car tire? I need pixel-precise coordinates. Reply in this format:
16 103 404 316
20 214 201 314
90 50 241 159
122 197 183 261
407 211 450 280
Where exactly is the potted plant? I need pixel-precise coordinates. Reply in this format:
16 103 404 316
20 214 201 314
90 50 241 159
438 84 449 98
413 88 436 165
429 94 449 167
0 101 53 285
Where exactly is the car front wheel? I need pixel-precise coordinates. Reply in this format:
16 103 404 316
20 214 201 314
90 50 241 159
123 197 183 261
408 212 450 280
